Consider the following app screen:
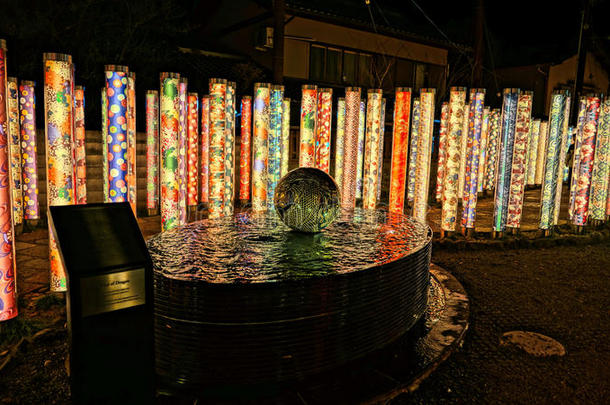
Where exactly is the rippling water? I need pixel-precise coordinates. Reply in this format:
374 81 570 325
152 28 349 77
147 208 431 284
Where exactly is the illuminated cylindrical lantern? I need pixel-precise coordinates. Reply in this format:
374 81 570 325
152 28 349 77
281 98 290 178
7 77 22 224
407 98 420 202
101 88 109 202
73 85 86 204
200 95 210 204
588 96 609 221
126 72 136 215
492 88 519 233
252 83 270 212
299 84 317 167
356 99 366 199
362 89 383 210
208 78 226 218
389 88 411 214
461 89 486 230
483 108 500 191
440 87 466 231
160 73 181 231
187 92 199 207
377 98 386 202
315 88 333 173
563 126 574 183
104 65 129 203
457 103 470 201
334 98 346 186
178 78 188 223
477 107 490 193
412 88 436 224
239 96 252 201
145 90 159 211
505 91 533 229
539 90 568 230
268 85 284 209
526 119 541 185
19 80 39 220
0 39 17 321
535 120 549 185
436 101 449 201
224 82 236 216
44 53 75 291
553 92 571 226
569 98 587 220
341 87 361 210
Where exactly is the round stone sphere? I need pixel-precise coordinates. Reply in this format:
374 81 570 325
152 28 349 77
273 167 340 233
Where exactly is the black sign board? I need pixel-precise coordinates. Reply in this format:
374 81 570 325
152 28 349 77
49 202 154 404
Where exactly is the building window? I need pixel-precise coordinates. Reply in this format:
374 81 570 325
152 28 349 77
326 48 342 83
310 45 326 82
343 51 358 83
358 53 373 86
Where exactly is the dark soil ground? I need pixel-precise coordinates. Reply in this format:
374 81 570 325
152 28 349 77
1 218 609 404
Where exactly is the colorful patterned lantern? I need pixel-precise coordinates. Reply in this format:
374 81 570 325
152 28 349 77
0 39 17 321
178 78 188 223
340 87 362 210
160 73 181 231
126 72 136 215
461 89 486 230
562 126 574 183
477 107 490 193
492 88 519 233
19 80 39 220
200 95 210 204
436 101 449 201
588 96 609 221
252 83 270 212
44 53 75 291
101 88 109 202
104 65 129 203
7 77 22 224
553 92 571 226
377 98 386 202
239 96 252 201
224 82 236 216
389 88 412 214
281 98 291 178
208 78 227 218
535 120 549 185
412 88 435 224
315 88 333 173
145 90 159 211
440 87 466 231
506 91 532 229
334 97 346 187
299 85 317 167
73 85 86 204
362 89 383 210
356 99 366 199
457 104 470 201
539 91 568 230
569 98 587 220
407 98 420 202
526 119 541 185
187 92 199 207
268 85 284 209
483 108 500 191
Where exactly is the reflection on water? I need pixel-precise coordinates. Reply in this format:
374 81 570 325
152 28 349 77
147 208 431 284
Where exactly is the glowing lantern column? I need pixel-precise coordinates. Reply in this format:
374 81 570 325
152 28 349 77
341 87 361 210
315 88 332 173
0 39 17 321
334 98 346 188
208 79 227 218
19 80 39 220
252 83 270 212
553 92 572 226
187 92 199 208
477 107 490 193
178 78 188 223
268 85 284 209
435 101 448 201
377 98 386 202
526 119 541 185
6 77 22 225
160 73 181 231
356 99 366 199
406 98 420 202
239 96 252 201
535 121 549 185
101 88 109 202
44 53 75 291
440 87 466 232
389 88 411 214
224 82 236 216
299 85 317 167
362 89 382 210
483 108 500 191
145 90 159 214
126 72 136 214
589 98 610 222
281 98 290 177
412 88 435 224
200 95 210 205
74 85 86 204
569 98 587 220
